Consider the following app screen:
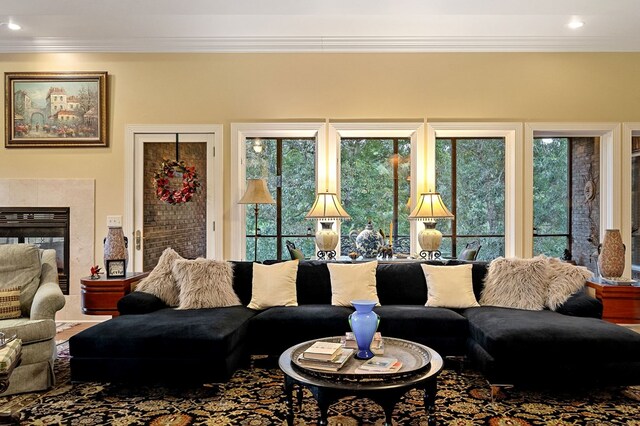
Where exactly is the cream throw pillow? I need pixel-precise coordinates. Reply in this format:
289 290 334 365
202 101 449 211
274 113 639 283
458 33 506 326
247 260 299 310
480 256 549 311
546 257 593 310
328 261 379 307
421 264 480 308
135 247 183 307
172 259 240 309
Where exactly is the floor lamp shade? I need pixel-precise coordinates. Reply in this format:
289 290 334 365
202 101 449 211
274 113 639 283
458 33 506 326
238 179 275 261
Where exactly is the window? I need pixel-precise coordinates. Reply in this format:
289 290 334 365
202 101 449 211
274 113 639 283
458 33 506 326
533 138 570 258
435 138 505 260
339 138 411 255
244 137 316 261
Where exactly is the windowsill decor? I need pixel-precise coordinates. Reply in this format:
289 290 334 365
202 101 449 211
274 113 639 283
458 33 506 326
408 191 454 260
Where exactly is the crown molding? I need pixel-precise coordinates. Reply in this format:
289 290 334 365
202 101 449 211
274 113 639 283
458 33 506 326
0 35 638 53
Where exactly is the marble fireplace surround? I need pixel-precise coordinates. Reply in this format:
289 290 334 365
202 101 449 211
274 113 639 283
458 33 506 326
0 179 99 321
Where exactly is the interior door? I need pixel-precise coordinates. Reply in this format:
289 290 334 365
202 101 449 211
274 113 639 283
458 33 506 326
133 132 216 271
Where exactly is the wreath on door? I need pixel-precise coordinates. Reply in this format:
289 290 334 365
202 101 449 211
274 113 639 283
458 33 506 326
153 159 200 204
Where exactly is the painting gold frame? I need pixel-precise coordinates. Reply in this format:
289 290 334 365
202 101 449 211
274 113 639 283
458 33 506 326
5 71 108 148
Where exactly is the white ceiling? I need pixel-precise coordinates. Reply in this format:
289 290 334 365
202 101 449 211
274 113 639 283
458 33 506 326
1 0 639 53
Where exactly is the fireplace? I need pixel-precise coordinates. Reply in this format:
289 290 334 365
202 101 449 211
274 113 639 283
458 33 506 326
0 207 70 294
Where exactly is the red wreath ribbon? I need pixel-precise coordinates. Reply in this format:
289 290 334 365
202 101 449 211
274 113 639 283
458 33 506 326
153 159 200 204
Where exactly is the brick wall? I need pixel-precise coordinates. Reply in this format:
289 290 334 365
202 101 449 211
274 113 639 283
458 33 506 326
571 137 600 273
143 142 207 270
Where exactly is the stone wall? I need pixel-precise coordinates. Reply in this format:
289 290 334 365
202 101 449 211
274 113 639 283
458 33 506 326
571 137 600 273
143 142 207 270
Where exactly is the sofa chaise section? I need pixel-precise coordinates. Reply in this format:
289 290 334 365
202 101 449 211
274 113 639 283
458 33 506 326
69 306 257 384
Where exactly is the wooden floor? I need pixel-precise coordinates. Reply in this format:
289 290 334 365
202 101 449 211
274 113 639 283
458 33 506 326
56 322 99 342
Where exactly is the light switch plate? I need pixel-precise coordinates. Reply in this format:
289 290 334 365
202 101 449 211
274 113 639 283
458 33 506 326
107 215 122 228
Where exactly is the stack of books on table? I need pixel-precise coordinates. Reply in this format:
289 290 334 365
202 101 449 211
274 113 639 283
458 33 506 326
341 332 384 355
297 341 355 372
355 356 403 374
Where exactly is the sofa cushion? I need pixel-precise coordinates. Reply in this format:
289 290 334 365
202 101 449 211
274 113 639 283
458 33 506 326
328 261 379 307
0 244 42 316
70 306 257 360
463 306 640 363
376 263 427 305
480 256 548 310
135 247 183 307
249 305 353 354
422 264 479 308
173 259 240 309
248 260 299 310
374 306 469 355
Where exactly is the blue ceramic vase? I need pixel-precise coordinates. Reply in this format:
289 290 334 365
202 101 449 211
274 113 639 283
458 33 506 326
349 300 380 360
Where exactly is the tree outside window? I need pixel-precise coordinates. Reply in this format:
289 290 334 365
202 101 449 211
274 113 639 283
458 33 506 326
340 138 411 255
245 138 316 261
435 138 505 260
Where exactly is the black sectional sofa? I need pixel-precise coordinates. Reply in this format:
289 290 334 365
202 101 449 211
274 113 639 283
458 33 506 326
69 260 640 387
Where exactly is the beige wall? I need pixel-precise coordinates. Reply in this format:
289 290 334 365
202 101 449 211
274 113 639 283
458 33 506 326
1 52 639 280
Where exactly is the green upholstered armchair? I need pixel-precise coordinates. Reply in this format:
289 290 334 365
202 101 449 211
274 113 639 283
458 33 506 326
0 244 65 395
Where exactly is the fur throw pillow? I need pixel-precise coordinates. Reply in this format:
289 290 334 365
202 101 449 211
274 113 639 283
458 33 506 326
480 256 549 311
546 257 593 310
135 247 183 307
173 259 240 309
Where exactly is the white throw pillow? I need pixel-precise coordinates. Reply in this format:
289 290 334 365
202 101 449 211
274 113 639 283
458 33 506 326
247 260 299 310
421 264 480 308
546 257 593 310
480 256 549 311
327 261 379 307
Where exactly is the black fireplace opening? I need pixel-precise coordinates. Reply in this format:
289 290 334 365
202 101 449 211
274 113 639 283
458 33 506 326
0 207 70 294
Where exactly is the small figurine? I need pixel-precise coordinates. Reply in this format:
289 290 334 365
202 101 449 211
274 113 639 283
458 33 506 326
90 265 102 279
348 251 358 260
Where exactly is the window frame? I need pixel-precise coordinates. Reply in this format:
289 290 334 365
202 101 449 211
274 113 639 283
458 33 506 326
428 122 521 258
330 122 424 255
231 122 324 261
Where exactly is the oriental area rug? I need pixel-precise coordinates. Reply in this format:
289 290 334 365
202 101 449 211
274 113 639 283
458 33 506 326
0 344 638 425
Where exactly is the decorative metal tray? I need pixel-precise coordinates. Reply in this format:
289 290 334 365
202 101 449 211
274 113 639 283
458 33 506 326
291 336 431 381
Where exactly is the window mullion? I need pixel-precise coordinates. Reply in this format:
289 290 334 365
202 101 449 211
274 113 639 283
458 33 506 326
276 138 283 260
451 138 458 257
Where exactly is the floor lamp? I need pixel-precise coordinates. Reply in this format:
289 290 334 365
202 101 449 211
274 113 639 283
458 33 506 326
238 179 275 261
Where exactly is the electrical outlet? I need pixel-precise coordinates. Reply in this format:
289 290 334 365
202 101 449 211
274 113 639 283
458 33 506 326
107 215 122 228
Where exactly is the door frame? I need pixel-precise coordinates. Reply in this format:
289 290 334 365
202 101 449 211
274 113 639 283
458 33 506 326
124 124 224 271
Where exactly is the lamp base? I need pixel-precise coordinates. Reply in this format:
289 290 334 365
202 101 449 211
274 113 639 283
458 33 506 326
419 250 442 260
317 250 336 260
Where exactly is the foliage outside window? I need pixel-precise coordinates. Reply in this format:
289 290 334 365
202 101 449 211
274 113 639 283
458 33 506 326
533 138 570 258
245 138 316 261
340 138 411 255
435 138 505 260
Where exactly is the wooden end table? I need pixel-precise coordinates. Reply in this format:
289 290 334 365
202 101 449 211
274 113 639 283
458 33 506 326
279 337 443 426
80 272 149 317
586 278 640 324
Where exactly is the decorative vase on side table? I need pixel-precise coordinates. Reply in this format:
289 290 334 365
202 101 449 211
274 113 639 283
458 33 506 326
598 229 626 278
349 300 380 360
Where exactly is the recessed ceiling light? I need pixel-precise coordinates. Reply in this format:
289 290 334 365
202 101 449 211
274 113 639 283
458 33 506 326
568 21 584 30
1 22 21 31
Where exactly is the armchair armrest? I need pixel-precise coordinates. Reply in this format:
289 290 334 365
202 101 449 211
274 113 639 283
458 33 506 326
555 289 603 319
30 281 66 321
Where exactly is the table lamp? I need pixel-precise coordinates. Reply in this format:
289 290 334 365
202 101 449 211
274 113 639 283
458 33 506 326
408 191 454 260
238 178 275 261
305 192 350 259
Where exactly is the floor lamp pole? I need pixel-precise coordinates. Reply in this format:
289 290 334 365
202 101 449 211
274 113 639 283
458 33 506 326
253 203 259 262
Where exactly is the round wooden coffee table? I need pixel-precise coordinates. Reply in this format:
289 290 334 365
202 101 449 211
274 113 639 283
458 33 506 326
279 336 443 426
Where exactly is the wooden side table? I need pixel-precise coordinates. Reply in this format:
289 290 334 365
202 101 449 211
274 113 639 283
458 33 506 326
80 272 149 317
585 278 640 324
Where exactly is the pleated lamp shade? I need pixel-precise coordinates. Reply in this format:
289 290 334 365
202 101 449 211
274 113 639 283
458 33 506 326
238 179 275 205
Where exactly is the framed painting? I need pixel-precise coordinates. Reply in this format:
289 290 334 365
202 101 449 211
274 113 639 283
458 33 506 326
5 71 108 148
